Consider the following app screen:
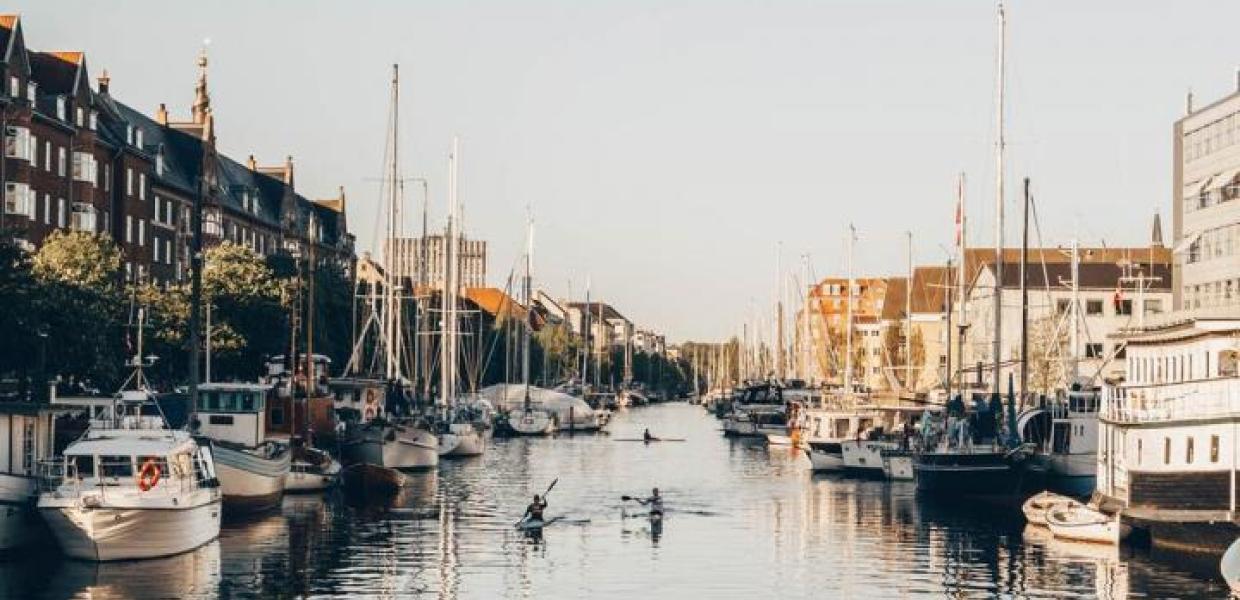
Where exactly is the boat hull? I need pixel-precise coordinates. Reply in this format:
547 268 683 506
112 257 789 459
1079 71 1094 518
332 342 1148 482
343 425 439 471
880 450 915 481
510 410 555 436
285 459 340 493
0 475 38 551
40 497 222 561
212 444 290 513
805 442 845 472
913 450 1028 498
341 463 405 495
842 440 898 477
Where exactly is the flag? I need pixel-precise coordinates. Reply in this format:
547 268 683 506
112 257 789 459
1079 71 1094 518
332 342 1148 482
1113 284 1124 309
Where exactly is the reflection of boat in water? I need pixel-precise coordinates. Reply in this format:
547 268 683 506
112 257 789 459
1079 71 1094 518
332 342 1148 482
1221 536 1240 595
341 463 405 496
48 539 222 599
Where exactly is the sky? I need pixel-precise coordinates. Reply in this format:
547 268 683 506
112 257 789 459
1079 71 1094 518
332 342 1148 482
13 1 1240 342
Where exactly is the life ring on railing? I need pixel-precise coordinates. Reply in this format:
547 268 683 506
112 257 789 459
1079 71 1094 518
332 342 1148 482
138 459 161 492
363 405 378 420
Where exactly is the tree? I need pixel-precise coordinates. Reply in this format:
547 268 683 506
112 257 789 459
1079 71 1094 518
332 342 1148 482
0 235 43 397
1027 314 1068 395
32 231 125 390
882 324 926 390
201 242 286 380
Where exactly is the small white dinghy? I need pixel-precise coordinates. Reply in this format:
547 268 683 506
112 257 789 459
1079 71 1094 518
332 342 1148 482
1046 503 1130 545
1221 536 1240 595
1022 491 1078 527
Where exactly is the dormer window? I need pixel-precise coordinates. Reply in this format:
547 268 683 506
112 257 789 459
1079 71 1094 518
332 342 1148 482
55 97 66 121
88 111 97 131
156 152 165 176
7 76 17 98
75 107 84 127
135 129 143 148
125 125 134 146
25 82 35 103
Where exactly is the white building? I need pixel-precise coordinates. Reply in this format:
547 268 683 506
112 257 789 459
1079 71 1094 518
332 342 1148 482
384 235 487 290
961 247 1171 391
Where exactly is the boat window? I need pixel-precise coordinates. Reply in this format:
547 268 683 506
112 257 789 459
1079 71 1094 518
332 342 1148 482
241 393 255 412
1187 437 1195 463
209 415 235 425
175 453 193 478
1212 435 1221 463
202 391 220 411
71 455 94 479
270 406 285 426
1220 350 1239 377
98 455 133 481
1164 437 1171 465
1137 439 1142 465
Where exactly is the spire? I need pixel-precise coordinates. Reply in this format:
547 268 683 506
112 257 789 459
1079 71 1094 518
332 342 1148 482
192 45 211 124
1151 212 1164 248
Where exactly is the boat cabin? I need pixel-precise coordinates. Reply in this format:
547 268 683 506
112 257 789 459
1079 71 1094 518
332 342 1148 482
43 430 216 496
328 378 389 424
195 383 272 449
264 354 332 399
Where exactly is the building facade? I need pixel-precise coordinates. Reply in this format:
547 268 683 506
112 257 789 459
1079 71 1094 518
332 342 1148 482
1173 81 1240 312
0 15 354 286
385 235 486 290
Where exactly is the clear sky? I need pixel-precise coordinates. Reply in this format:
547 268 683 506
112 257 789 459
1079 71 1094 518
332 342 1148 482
13 1 1240 342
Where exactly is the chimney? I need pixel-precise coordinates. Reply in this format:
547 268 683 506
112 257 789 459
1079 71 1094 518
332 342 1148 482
247 154 257 170
155 103 168 125
284 155 294 185
97 69 110 95
1187 88 1195 115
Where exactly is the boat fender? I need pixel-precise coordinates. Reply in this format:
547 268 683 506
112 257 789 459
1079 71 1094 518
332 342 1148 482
138 459 162 492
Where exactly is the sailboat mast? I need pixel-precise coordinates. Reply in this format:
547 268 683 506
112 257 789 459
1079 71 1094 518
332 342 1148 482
1019 178 1030 401
845 224 855 393
776 243 785 381
522 214 533 403
905 231 912 391
956 172 968 391
801 254 811 383
441 137 460 407
991 2 1006 398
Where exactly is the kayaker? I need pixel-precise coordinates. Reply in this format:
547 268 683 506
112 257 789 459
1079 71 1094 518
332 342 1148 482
524 494 547 522
635 487 664 516
643 428 658 443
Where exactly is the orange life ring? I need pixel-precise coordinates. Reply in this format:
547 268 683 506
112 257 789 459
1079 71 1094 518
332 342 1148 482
363 405 378 420
138 459 161 492
364 389 378 405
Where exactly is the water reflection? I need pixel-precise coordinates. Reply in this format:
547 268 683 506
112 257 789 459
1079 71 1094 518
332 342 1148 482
1 403 1233 598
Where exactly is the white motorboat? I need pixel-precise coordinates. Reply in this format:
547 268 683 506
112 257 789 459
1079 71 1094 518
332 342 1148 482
1046 503 1129 545
285 445 340 493
38 391 223 561
1221 536 1240 595
841 438 900 477
800 403 875 473
1022 490 1078 527
343 418 439 470
194 383 290 512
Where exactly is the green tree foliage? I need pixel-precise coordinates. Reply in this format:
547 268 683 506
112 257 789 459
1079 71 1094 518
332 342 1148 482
31 231 125 390
201 242 286 380
0 233 44 398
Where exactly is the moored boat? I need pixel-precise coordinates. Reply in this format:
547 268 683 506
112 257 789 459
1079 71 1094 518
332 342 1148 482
1046 503 1130 545
38 391 223 561
341 463 405 495
1022 490 1078 527
193 383 290 512
1221 536 1240 595
285 444 340 493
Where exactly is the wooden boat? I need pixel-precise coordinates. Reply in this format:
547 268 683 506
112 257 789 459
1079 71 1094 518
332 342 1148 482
1022 491 1078 527
1046 503 1129 544
1220 536 1240 595
341 463 405 495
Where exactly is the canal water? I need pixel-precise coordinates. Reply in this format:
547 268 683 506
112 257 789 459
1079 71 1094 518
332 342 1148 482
2 402 1231 598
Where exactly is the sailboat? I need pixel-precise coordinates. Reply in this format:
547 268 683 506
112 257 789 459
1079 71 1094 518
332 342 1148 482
437 137 488 458
39 309 223 561
333 64 438 476
912 2 1035 500
507 215 557 436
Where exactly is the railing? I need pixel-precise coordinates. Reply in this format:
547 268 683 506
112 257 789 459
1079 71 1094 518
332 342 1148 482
1102 379 1240 423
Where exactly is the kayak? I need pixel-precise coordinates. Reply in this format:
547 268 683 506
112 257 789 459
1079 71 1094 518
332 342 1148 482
515 517 544 531
614 438 686 443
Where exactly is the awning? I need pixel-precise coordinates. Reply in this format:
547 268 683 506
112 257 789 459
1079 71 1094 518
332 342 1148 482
1171 231 1202 255
1210 168 1240 192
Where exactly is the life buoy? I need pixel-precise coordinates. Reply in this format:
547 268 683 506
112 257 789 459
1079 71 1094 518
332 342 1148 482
363 405 378 420
364 389 378 406
138 459 161 492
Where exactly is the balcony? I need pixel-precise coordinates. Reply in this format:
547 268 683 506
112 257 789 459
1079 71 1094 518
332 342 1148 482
3 183 34 219
1102 378 1240 424
4 126 32 163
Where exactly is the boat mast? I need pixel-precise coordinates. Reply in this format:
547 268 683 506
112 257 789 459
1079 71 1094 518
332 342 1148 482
441 137 460 408
845 224 855 394
1070 236 1080 381
956 172 968 392
905 231 913 391
383 63 402 381
776 243 785 382
522 212 533 407
801 254 811 384
1019 177 1030 402
991 1 1007 399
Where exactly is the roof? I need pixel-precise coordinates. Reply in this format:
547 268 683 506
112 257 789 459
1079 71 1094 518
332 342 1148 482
198 383 272 392
0 15 18 68
880 277 908 320
66 429 197 457
463 287 527 320
29 50 81 95
567 302 628 323
980 260 1172 291
107 100 197 193
909 266 954 314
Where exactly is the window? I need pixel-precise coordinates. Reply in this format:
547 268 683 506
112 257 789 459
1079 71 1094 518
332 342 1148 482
72 152 98 184
70 203 94 233
1187 436 1195 463
154 197 161 224
25 82 34 103
57 198 65 228
57 147 66 177
4 126 32 161
138 219 145 247
135 129 143 148
125 215 133 243
29 135 36 168
208 415 234 426
3 183 34 218
126 168 133 195
1116 299 1133 316
75 107 83 127
55 97 65 121
1137 439 1143 466
21 422 34 475
165 239 172 265
89 111 97 131
98 455 133 480
1164 437 1171 465
42 194 49 225
43 141 50 172
139 173 146 200
71 455 94 479
1115 346 1127 359
1085 343 1104 358
1086 299 1104 315
153 238 160 263
103 168 110 192
7 76 16 98
1212 435 1221 463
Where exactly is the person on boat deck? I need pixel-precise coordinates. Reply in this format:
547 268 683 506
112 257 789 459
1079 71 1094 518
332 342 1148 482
524 495 547 521
635 488 664 515
643 428 656 442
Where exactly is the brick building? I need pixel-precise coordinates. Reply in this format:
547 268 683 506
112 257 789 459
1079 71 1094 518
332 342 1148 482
0 15 353 285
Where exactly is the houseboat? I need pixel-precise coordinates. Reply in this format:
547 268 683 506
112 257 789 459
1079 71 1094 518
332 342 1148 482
193 383 290 512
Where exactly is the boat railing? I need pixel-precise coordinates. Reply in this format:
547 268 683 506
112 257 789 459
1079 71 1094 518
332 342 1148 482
1103 379 1240 423
37 458 196 499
